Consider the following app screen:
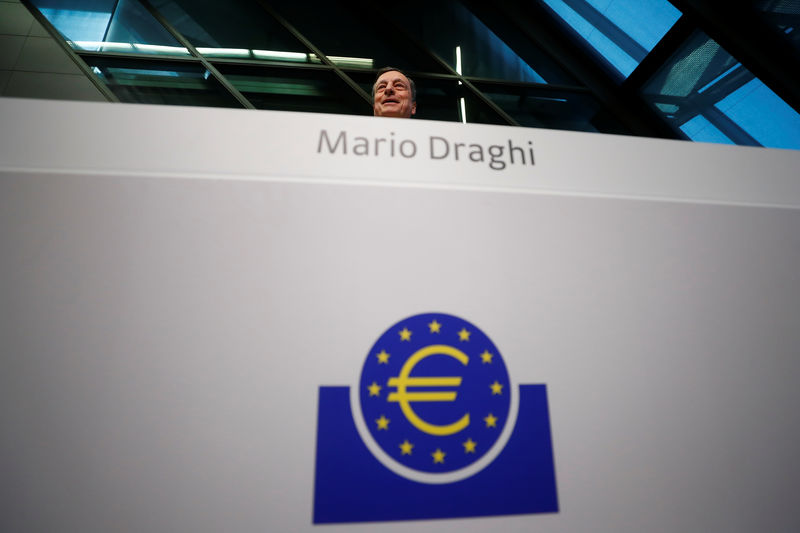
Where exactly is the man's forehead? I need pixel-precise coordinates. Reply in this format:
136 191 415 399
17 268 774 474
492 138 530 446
376 71 409 85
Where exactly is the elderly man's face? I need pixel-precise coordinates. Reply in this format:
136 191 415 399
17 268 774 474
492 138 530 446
373 70 416 118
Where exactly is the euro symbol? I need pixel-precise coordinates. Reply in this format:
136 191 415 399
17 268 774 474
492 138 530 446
387 344 469 436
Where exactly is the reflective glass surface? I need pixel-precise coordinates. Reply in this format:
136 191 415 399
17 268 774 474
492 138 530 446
391 1 547 83
151 0 311 62
31 0 187 56
26 0 800 144
216 65 370 115
475 81 617 132
85 57 243 107
643 31 800 149
541 0 682 79
267 0 446 73
457 88 509 125
756 0 800 56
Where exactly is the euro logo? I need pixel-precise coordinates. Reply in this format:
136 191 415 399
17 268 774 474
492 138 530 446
387 345 469 436
313 313 558 523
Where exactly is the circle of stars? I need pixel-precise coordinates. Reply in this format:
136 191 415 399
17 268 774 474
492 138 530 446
366 321 507 464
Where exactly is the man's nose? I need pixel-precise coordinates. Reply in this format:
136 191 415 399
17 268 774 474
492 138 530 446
385 85 394 95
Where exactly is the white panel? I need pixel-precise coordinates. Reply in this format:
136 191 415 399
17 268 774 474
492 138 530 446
1 99 799 532
1 98 800 207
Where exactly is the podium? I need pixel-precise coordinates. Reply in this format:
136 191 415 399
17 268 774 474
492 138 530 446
2 97 799 532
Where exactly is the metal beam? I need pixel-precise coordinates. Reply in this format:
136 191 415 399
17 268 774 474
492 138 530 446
464 0 679 139
623 15 694 90
668 0 800 114
19 0 119 103
254 0 372 106
138 0 254 109
704 107 761 146
560 0 648 62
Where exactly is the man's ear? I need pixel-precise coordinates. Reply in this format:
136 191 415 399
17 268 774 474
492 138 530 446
411 102 417 116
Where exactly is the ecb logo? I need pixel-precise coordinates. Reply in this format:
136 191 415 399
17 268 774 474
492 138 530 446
313 313 558 524
354 314 515 484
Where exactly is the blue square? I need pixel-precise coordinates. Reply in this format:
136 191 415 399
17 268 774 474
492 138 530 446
313 384 558 523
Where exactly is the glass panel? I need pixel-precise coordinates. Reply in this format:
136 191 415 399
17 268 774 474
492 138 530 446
460 88 510 125
643 31 800 149
679 115 734 145
266 0 446 73
755 0 800 56
390 0 547 83
412 78 465 123
474 81 619 132
540 0 682 79
30 0 188 56
30 0 116 41
216 64 370 115
84 56 243 107
715 78 800 149
151 0 311 64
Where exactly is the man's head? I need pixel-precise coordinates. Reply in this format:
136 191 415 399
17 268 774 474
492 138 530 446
372 67 416 118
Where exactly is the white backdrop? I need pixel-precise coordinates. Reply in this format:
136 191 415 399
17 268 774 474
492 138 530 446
1 97 799 532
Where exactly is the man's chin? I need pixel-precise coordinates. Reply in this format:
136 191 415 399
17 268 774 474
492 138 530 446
379 107 407 118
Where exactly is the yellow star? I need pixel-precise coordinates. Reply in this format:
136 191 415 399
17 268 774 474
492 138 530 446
428 320 442 333
432 448 446 463
458 328 471 341
484 413 498 428
368 382 381 397
490 381 503 395
463 438 477 453
480 350 493 363
376 415 390 430
376 350 390 364
399 327 412 341
399 440 414 455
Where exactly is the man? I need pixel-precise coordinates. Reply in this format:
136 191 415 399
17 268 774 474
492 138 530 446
372 67 417 118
